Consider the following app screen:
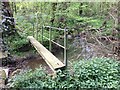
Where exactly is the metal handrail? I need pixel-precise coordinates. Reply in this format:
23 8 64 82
43 25 68 31
41 25 68 67
42 36 66 49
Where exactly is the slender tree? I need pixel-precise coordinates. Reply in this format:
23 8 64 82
50 3 57 25
79 3 83 16
117 1 120 60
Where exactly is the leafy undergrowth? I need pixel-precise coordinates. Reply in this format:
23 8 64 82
8 57 120 89
4 26 59 57
4 35 30 56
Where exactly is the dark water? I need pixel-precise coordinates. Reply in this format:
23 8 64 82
15 55 53 74
26 57 53 73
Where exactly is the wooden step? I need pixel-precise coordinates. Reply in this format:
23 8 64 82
27 36 65 72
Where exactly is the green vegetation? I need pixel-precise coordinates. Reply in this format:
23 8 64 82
1 1 119 89
8 57 120 89
6 2 113 54
6 2 116 57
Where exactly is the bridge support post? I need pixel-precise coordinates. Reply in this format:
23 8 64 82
49 27 52 52
41 26 44 44
64 28 67 67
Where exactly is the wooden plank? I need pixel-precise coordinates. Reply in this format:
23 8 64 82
27 36 65 71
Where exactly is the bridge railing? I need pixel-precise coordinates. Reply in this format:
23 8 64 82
41 25 68 67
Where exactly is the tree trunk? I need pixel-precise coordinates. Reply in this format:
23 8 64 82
117 1 120 60
0 1 8 66
50 3 57 25
79 3 83 16
1 0 17 36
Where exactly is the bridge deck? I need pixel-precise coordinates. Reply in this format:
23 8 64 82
27 36 65 72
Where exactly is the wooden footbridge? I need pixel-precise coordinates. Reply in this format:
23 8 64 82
0 25 67 87
27 26 68 73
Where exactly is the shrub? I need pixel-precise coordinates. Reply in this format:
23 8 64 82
8 68 49 88
73 57 120 88
8 57 120 89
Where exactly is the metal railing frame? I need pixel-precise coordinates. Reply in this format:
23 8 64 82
41 25 68 67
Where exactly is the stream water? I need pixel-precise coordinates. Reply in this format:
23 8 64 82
15 55 53 74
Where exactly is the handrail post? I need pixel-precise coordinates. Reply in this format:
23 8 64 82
49 27 52 51
41 26 44 44
32 23 34 37
64 28 67 67
36 13 38 40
